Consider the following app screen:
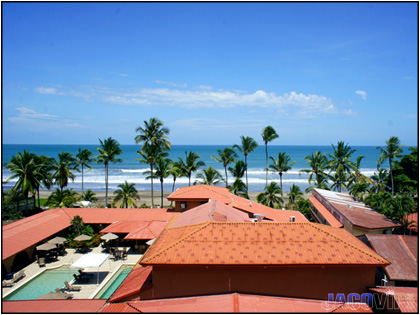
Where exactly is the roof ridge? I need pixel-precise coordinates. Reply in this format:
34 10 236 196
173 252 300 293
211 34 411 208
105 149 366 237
309 223 389 265
398 235 417 261
141 222 210 264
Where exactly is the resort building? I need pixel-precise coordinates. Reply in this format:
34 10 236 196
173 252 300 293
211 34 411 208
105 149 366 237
168 184 308 222
309 188 400 236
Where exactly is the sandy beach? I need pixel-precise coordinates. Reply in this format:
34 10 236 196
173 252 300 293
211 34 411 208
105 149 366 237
38 189 311 208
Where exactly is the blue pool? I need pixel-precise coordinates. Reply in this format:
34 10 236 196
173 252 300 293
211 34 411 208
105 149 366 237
4 267 74 301
95 265 133 299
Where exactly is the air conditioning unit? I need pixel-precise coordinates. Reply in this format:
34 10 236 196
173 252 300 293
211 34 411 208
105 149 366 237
290 216 296 222
180 202 186 209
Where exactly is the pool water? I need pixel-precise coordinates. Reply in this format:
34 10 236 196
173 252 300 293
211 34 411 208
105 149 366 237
4 267 74 301
96 265 133 299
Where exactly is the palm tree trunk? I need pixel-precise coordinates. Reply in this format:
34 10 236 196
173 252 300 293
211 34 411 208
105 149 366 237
245 154 248 191
161 179 164 207
37 187 40 208
389 158 394 196
265 143 268 189
279 173 282 194
105 164 108 207
150 163 154 208
81 165 84 194
189 174 191 186
171 177 176 207
225 167 228 187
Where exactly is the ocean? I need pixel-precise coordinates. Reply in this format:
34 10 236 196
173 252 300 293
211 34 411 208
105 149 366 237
1 144 409 193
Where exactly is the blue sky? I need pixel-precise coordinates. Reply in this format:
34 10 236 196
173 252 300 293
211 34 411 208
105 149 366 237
3 2 418 146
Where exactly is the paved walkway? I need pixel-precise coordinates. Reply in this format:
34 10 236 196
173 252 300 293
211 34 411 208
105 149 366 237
2 245 142 299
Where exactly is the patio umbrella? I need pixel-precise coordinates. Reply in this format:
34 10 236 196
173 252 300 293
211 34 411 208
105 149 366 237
47 236 67 245
74 234 92 241
36 291 70 300
36 242 57 251
100 233 119 241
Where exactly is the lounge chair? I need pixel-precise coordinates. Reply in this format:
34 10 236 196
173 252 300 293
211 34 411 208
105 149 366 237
64 280 81 291
12 270 26 282
2 280 13 287
38 257 46 267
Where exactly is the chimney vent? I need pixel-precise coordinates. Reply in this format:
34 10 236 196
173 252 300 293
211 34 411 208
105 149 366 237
290 216 296 222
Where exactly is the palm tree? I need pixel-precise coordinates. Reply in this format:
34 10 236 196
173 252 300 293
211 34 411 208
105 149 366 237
6 151 41 199
370 168 389 193
256 182 283 208
211 147 237 187
178 151 206 186
329 171 348 192
327 141 356 192
233 136 259 190
261 126 279 188
288 184 303 209
82 189 98 203
135 118 171 207
195 166 224 186
96 137 124 207
377 136 404 196
301 151 329 189
269 152 296 193
75 148 94 194
349 182 370 202
228 178 248 198
33 155 55 207
347 156 373 188
228 160 246 180
169 161 182 193
152 156 172 207
46 188 79 208
113 181 140 208
52 151 77 191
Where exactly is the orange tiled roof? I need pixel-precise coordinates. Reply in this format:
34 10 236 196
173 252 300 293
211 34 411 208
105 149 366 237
170 200 249 228
313 189 399 230
99 303 141 313
109 266 153 303
168 185 309 222
369 287 418 313
125 221 169 240
140 222 389 266
309 196 343 228
2 299 106 313
104 293 371 313
364 235 418 281
2 208 177 260
331 303 373 313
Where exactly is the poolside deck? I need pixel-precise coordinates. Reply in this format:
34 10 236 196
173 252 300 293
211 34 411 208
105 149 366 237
2 245 142 300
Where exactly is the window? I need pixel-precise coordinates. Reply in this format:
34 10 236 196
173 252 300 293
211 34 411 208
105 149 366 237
180 202 186 209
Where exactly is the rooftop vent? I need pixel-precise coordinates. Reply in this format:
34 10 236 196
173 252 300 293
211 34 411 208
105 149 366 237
346 204 353 208
253 214 265 222
249 202 252 207
290 216 296 222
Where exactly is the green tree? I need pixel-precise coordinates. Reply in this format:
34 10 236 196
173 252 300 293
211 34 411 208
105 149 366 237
288 184 303 209
211 147 237 187
296 199 312 220
75 148 94 194
34 155 55 207
113 181 140 208
228 160 246 180
346 156 373 188
135 118 171 207
233 136 259 190
301 151 329 190
52 151 77 191
82 189 98 203
152 156 172 207
169 161 182 193
327 141 356 192
194 166 224 186
349 182 370 202
391 147 418 197
96 137 124 207
178 151 206 186
261 126 279 188
46 188 79 208
256 182 284 208
329 170 348 192
228 178 248 198
269 152 296 193
370 168 389 193
6 151 40 199
376 136 404 196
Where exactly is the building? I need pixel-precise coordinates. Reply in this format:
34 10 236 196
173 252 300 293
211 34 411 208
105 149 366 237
309 188 400 236
168 184 308 222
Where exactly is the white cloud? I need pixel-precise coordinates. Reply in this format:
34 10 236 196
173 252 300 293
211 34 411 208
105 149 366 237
355 90 367 100
34 87 59 95
154 80 187 88
173 118 262 130
15 107 58 120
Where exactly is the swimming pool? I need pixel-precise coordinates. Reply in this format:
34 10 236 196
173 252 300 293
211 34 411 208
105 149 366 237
94 265 133 299
4 267 74 301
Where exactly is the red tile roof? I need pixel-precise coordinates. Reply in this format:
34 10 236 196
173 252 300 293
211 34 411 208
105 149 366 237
405 212 418 232
2 208 177 260
108 265 153 303
170 200 249 228
370 287 418 313
125 221 169 240
168 185 308 222
313 189 400 230
364 235 418 281
105 293 371 313
2 299 106 313
99 302 141 313
331 303 373 313
309 196 343 228
140 222 389 266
